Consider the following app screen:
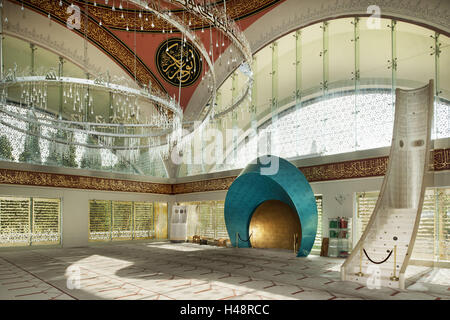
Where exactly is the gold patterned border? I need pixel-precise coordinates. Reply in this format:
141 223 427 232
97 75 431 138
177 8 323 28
12 0 164 91
172 148 450 194
0 149 448 194
82 0 281 31
173 176 236 194
0 168 173 194
433 148 450 171
300 156 388 182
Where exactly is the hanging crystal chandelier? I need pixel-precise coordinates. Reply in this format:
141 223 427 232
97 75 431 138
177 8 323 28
0 0 254 170
161 0 254 121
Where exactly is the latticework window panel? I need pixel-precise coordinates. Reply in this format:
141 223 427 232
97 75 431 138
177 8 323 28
413 190 437 260
181 201 228 240
31 198 60 245
438 189 449 261
0 197 30 246
184 203 200 237
356 191 379 240
89 200 161 242
356 188 450 262
198 202 215 239
134 202 154 239
311 195 323 254
112 201 133 240
214 201 228 239
89 200 111 241
0 196 60 247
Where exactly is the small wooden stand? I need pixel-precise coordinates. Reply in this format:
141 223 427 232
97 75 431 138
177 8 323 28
320 237 329 257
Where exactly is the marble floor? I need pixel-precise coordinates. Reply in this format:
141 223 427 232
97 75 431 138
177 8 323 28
0 241 449 300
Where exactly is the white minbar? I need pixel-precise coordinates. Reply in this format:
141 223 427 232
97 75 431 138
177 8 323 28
341 80 435 290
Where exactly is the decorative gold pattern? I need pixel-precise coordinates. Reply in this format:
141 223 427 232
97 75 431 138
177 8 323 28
0 149 447 194
172 149 449 194
300 157 389 182
173 176 236 194
80 0 281 31
13 0 164 92
0 168 173 194
433 148 450 171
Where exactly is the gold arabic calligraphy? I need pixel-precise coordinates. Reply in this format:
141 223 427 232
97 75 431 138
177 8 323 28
157 39 201 87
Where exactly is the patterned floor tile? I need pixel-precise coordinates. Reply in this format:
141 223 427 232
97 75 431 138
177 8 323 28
0 242 449 300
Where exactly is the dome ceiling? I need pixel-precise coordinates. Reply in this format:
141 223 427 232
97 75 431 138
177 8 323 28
9 0 283 110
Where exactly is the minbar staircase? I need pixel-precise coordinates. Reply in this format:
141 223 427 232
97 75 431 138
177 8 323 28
341 80 434 290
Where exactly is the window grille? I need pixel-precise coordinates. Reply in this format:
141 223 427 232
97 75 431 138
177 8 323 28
356 188 449 262
0 196 60 247
214 201 228 239
32 198 60 245
89 200 164 242
199 202 215 239
311 195 323 254
112 201 133 240
181 200 227 240
89 200 111 241
134 202 154 239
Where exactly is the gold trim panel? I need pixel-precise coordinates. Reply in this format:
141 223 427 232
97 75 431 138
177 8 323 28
82 0 281 31
0 169 173 194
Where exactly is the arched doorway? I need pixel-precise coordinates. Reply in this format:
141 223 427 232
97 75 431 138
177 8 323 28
249 200 301 251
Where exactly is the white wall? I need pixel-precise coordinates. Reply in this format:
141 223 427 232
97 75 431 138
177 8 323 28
0 184 174 248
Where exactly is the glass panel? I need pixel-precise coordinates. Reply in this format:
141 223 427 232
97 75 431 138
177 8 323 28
3 36 31 75
328 18 354 91
359 17 392 89
436 34 450 139
301 23 323 98
254 46 272 120
219 77 233 113
358 17 394 151
440 34 450 101
277 33 296 107
396 22 434 89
